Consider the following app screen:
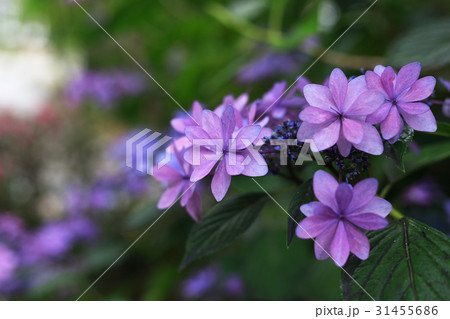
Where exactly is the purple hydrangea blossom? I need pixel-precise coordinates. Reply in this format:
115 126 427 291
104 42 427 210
65 70 144 108
153 145 202 222
181 265 218 299
0 244 18 284
365 63 437 143
237 52 299 84
296 170 392 266
255 80 309 123
184 105 268 201
297 68 385 157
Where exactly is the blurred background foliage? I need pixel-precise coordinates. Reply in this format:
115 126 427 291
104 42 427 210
0 0 449 300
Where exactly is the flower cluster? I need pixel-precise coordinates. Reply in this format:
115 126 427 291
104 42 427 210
296 170 392 266
152 62 442 267
298 63 437 156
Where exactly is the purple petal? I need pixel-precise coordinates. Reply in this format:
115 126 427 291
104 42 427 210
297 122 326 141
343 221 370 260
381 66 396 99
335 183 353 212
346 213 388 231
202 110 223 140
397 102 430 115
346 178 378 212
157 182 184 209
329 68 348 108
312 120 341 151
300 201 321 217
153 165 182 182
366 102 392 125
186 190 202 222
342 118 364 144
343 75 368 110
185 126 211 141
211 160 231 201
355 197 392 218
399 76 436 102
299 106 337 124
221 105 236 145
345 91 385 116
394 62 421 96
296 214 338 239
241 151 268 177
353 123 383 155
234 125 261 149
190 160 218 182
364 71 385 95
373 65 386 75
180 182 195 206
380 106 403 140
330 221 350 267
225 153 245 175
171 118 186 133
400 109 437 132
313 170 339 212
192 101 203 123
314 222 338 260
303 84 335 111
337 135 352 157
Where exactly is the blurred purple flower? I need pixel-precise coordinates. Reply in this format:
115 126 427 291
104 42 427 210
0 213 24 240
237 52 301 84
181 266 218 299
184 105 268 201
255 79 309 123
65 70 144 108
296 170 391 266
439 78 450 117
224 274 244 297
298 68 385 157
366 63 437 143
0 244 18 284
401 177 443 206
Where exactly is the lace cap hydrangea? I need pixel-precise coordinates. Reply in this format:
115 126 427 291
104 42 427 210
297 68 385 157
296 170 392 266
365 62 437 143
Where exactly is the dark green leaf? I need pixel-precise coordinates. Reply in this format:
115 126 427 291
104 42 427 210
286 179 314 247
180 192 267 269
341 218 450 301
382 125 414 172
388 20 450 68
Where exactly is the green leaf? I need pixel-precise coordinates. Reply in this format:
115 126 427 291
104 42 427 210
180 192 267 269
341 218 450 301
382 125 414 172
388 20 450 68
286 179 314 247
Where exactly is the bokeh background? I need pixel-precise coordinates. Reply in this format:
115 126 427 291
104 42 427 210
1 0 450 300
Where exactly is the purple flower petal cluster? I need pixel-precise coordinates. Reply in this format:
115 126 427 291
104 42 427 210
366 63 437 143
296 170 392 266
153 146 202 222
298 64 438 156
184 105 268 201
298 69 385 156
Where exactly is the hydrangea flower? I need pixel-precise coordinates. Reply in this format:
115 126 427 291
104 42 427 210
184 105 268 201
153 145 202 222
171 101 203 134
365 63 437 143
297 68 385 157
296 170 392 266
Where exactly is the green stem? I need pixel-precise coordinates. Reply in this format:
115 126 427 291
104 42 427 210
390 207 405 220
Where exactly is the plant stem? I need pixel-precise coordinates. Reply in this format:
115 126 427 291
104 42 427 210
390 207 404 220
